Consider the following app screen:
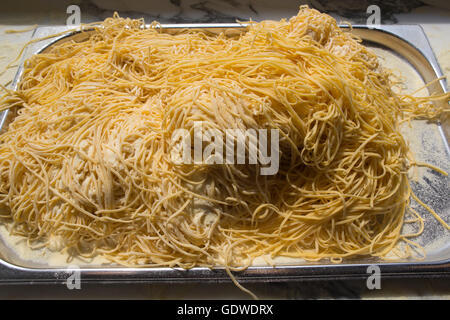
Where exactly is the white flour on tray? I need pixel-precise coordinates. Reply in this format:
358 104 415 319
0 45 448 268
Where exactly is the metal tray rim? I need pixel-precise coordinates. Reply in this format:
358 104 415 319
0 23 448 284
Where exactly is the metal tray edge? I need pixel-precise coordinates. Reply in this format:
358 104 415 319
0 23 448 284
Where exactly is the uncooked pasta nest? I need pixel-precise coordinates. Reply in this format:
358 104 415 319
0 7 448 270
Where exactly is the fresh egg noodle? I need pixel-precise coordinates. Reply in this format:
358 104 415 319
0 7 448 270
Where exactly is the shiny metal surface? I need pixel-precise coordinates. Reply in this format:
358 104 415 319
0 24 448 284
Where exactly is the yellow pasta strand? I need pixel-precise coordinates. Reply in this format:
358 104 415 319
0 7 448 275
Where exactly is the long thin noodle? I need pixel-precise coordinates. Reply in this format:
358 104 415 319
0 7 448 285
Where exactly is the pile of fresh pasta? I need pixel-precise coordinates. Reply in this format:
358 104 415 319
0 7 448 270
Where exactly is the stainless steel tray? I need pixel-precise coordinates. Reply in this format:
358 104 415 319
0 23 448 284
